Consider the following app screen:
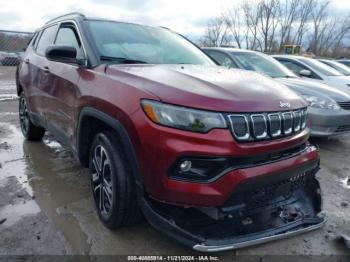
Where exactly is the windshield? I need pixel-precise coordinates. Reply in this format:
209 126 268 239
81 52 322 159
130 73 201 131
87 20 214 65
299 58 342 76
230 51 297 78
322 60 350 76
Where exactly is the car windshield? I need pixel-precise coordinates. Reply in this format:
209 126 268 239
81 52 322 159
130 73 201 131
299 58 342 76
230 51 297 78
321 60 350 76
87 20 215 65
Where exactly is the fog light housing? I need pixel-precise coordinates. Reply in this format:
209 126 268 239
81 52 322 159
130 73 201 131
170 157 230 182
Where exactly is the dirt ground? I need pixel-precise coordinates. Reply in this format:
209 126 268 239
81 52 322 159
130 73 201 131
0 67 349 261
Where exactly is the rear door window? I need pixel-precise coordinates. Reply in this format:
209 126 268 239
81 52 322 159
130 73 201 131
36 25 59 56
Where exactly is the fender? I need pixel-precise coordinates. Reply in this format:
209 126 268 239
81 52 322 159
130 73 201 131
76 107 144 189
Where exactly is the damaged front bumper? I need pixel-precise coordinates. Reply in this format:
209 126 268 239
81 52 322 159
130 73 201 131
139 158 325 252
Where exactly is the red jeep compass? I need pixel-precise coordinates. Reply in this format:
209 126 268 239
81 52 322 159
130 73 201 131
16 13 324 252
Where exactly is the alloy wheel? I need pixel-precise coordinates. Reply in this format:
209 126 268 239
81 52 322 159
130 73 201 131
91 145 114 218
19 95 29 134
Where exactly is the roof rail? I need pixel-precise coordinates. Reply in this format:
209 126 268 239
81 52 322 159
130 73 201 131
45 12 86 25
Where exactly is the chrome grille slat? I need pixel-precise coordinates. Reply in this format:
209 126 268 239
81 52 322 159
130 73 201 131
228 108 307 142
282 112 293 135
301 109 307 129
251 114 267 139
338 101 350 110
293 111 301 132
268 113 281 137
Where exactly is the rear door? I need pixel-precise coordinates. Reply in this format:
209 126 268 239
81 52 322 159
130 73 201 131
42 22 85 145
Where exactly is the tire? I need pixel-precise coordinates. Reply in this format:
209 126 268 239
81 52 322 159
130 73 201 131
89 130 142 229
19 92 45 141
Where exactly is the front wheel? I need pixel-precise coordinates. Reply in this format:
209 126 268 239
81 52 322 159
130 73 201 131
89 130 142 229
19 92 45 141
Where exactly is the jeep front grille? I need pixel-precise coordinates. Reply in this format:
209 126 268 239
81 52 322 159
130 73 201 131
228 108 307 142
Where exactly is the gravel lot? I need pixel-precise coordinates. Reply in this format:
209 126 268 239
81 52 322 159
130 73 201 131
0 67 349 261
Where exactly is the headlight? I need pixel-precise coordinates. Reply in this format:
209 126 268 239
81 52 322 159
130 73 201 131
301 94 340 110
141 100 227 133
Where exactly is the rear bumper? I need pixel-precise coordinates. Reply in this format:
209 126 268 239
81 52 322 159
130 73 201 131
309 107 350 137
139 158 324 252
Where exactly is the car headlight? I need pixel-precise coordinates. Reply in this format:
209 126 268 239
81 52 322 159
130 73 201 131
301 94 340 110
141 100 227 133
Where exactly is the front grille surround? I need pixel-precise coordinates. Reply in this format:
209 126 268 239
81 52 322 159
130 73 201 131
228 108 307 142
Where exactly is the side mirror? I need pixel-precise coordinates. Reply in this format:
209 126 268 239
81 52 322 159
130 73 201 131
45 45 84 65
299 69 312 77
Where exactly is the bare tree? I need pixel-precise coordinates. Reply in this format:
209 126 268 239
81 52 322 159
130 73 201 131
308 0 330 54
242 1 263 50
198 16 231 47
257 0 280 52
330 14 350 57
277 0 300 50
199 0 350 57
290 0 314 46
223 8 244 48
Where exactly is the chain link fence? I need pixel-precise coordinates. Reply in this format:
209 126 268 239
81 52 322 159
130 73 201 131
0 30 33 66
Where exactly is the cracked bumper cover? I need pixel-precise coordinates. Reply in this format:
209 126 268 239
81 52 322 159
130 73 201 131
139 157 324 252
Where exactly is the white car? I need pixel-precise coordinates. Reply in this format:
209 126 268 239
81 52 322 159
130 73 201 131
319 59 350 76
273 55 350 94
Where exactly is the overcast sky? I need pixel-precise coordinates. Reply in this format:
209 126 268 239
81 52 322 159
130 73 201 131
0 0 349 41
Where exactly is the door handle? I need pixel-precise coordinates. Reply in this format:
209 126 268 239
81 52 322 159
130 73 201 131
24 58 29 64
42 66 50 73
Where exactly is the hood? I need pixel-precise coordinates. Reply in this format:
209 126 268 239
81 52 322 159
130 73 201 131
276 77 350 102
106 64 305 112
323 75 350 93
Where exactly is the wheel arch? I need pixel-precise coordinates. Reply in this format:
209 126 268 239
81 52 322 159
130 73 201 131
77 107 144 186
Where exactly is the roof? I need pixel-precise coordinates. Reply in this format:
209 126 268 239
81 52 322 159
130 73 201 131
202 47 254 53
272 54 305 59
44 13 166 31
45 12 86 25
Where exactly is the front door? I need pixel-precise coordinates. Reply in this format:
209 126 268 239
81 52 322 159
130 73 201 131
42 23 85 145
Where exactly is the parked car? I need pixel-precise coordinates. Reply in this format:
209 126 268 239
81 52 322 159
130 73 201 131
0 51 21 66
204 47 350 137
17 13 324 251
337 59 350 67
319 59 350 76
273 55 350 94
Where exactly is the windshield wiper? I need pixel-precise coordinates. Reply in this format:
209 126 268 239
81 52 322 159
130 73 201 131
100 56 148 64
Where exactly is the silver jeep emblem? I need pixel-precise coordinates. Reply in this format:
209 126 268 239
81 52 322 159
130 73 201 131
279 101 291 108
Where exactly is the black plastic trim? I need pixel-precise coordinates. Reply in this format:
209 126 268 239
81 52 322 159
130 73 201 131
168 143 308 184
76 107 143 184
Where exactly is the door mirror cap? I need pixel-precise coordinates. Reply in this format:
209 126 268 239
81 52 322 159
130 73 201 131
45 45 85 65
299 69 312 77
